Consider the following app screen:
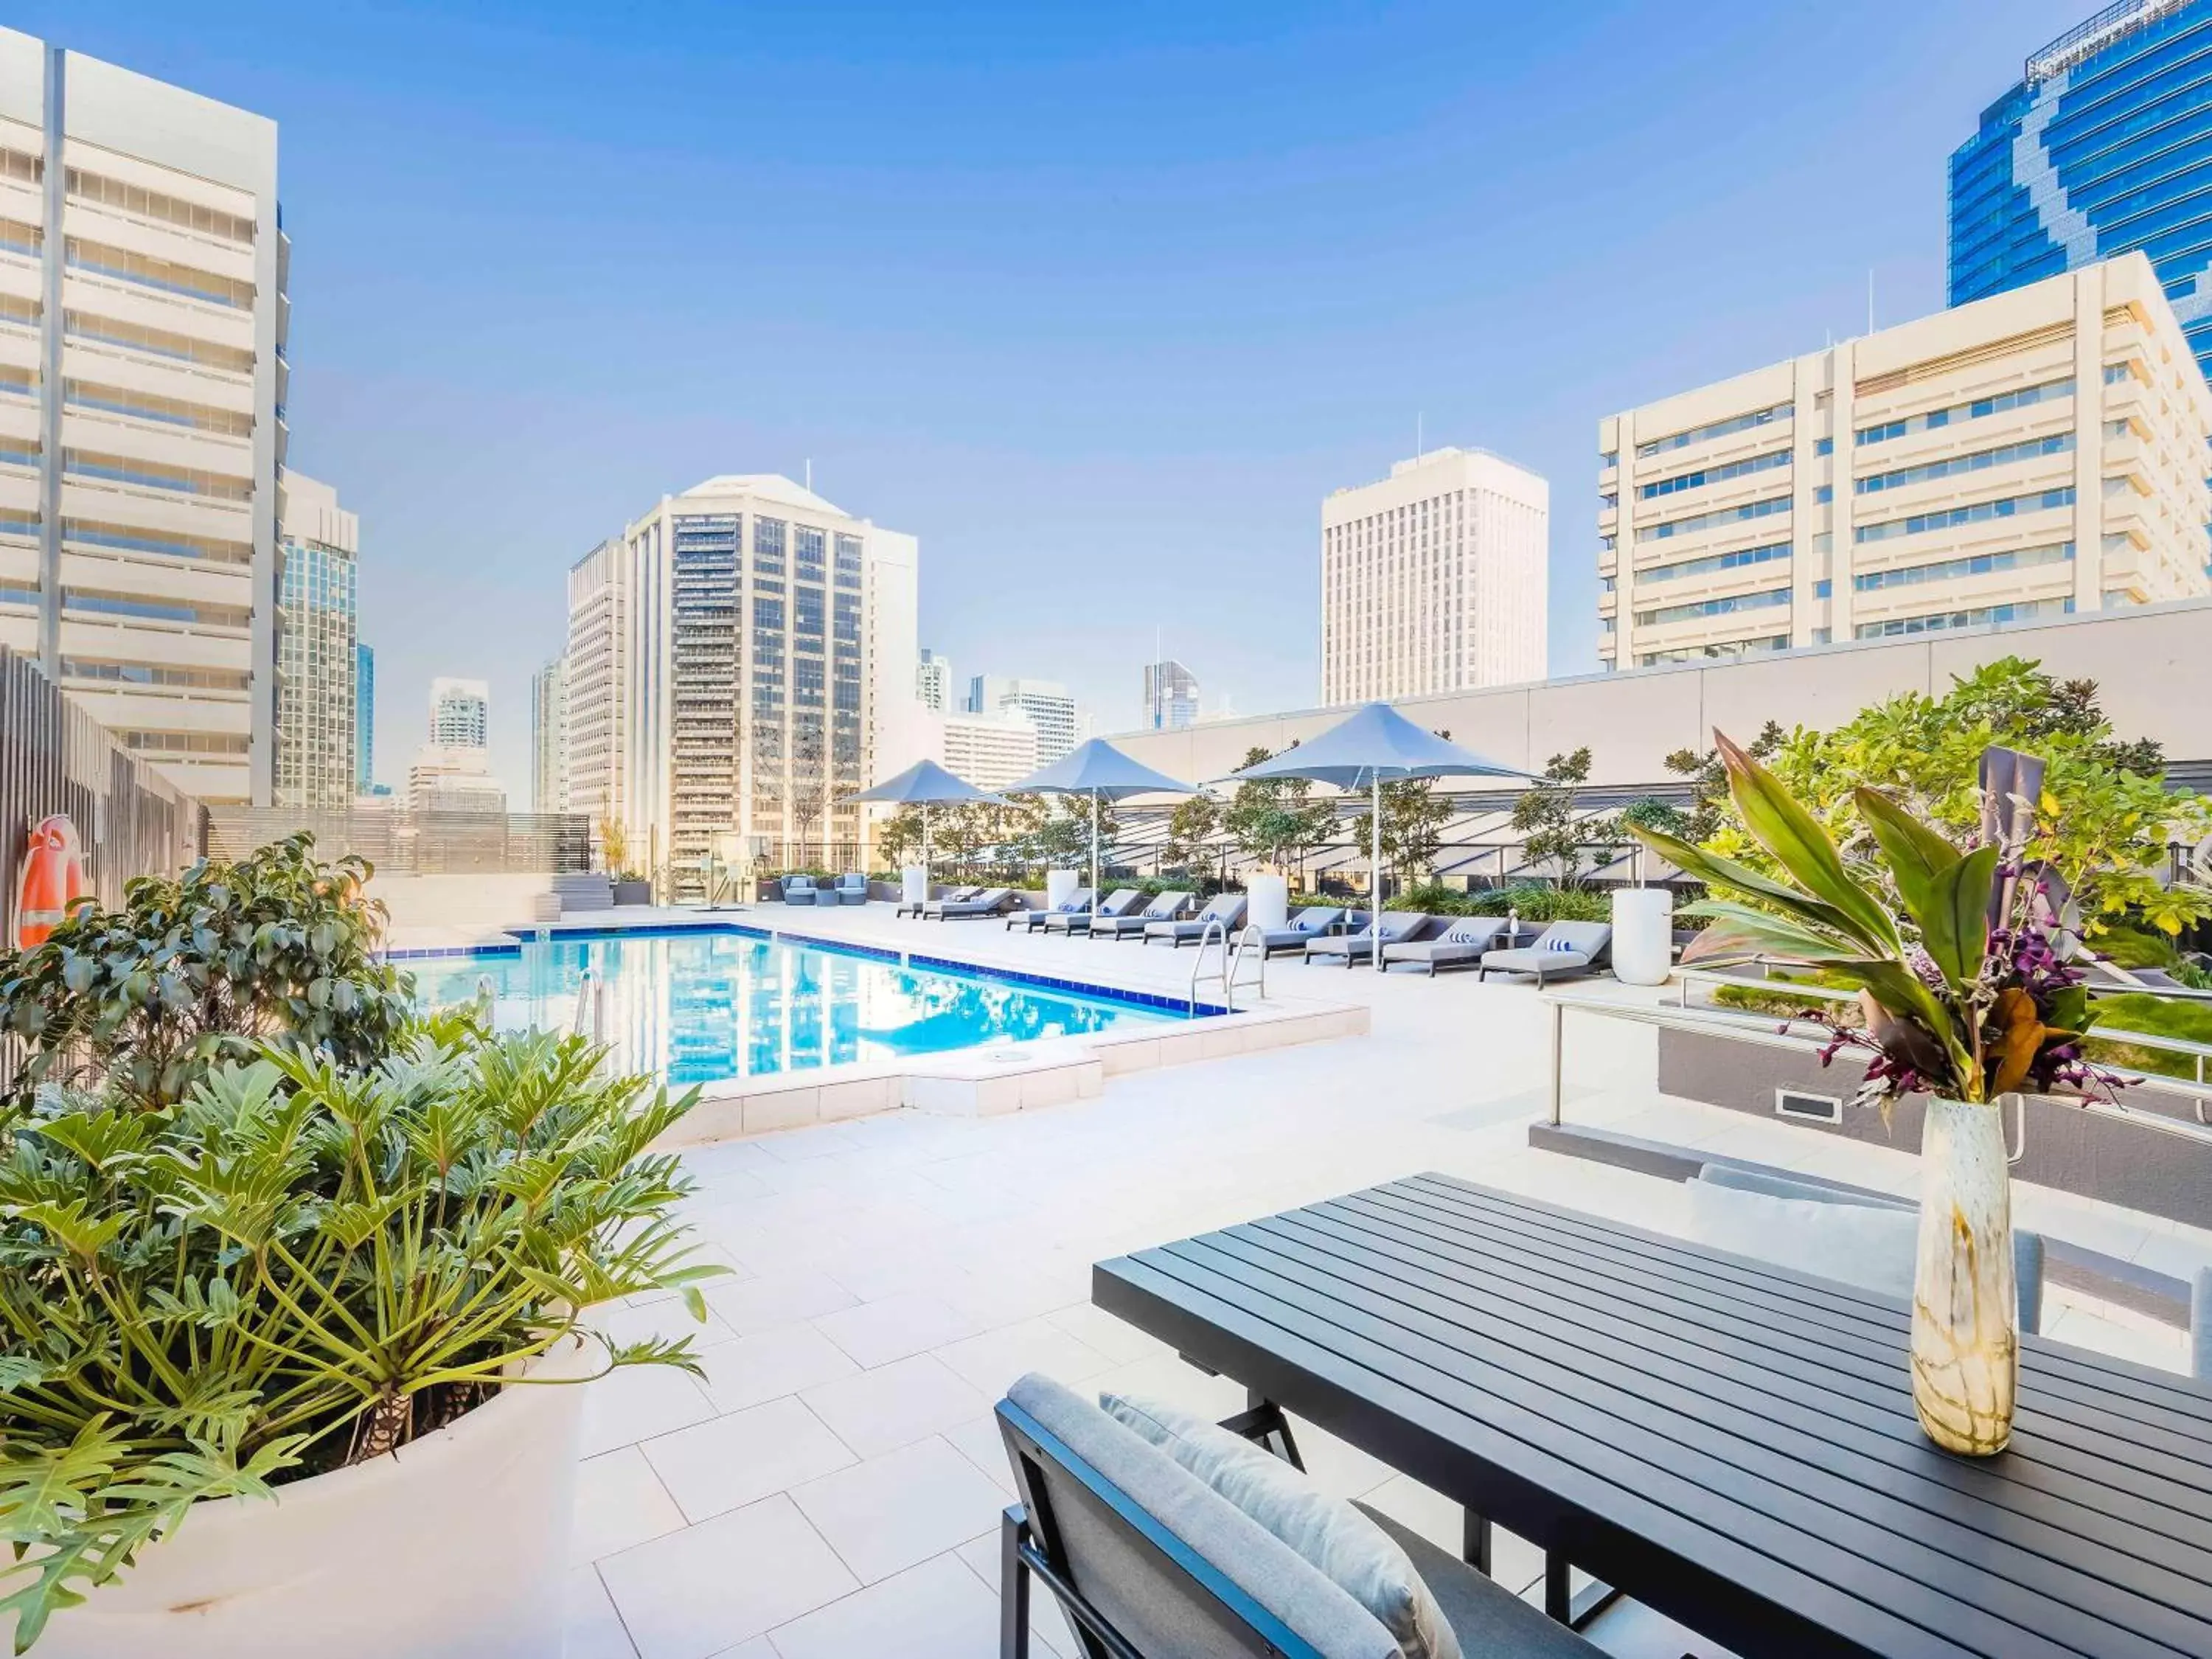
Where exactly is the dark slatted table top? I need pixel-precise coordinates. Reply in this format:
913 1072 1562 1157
1092 1172 2212 1659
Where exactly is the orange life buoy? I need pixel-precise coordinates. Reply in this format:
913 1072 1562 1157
13 815 88 950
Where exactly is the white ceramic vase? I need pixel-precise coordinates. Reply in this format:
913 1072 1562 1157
901 865 928 906
1046 869 1080 911
1608 887 1674 986
1911 1096 2019 1458
1246 872 1290 933
26 1340 594 1658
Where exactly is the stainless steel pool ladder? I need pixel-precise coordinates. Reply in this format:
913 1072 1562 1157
571 969 608 1044
1191 919 1265 1015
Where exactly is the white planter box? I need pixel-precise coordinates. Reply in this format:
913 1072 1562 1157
1611 886 1675 987
1046 869 1080 911
1246 872 1290 933
901 866 928 906
29 1340 594 1659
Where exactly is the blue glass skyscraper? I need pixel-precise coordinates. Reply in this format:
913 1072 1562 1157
1950 0 2212 382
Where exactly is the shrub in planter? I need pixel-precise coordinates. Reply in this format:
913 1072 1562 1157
0 833 409 1115
0 1015 719 1651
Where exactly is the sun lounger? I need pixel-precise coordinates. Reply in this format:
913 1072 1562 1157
1090 889 1191 940
1144 891 1248 946
1382 914 1518 975
1043 888 1141 934
1006 888 1092 931
1304 909 1431 965
925 886 1017 920
1254 905 1346 956
1477 920 1613 985
897 883 977 919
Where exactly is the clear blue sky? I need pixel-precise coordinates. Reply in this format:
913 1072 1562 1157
36 1 2090 796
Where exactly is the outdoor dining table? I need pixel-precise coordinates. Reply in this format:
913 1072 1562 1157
1091 1172 2212 1659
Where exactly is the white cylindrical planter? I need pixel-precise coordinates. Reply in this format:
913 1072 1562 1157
1046 868 1080 910
901 866 928 906
1610 887 1675 986
29 1341 594 1659
1247 872 1290 933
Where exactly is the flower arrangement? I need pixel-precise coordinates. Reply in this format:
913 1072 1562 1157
1630 731 2124 1109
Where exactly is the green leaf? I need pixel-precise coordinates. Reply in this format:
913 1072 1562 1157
1713 731 1902 953
1914 844 2000 993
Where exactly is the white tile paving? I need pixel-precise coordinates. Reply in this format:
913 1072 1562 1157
549 902 2212 1656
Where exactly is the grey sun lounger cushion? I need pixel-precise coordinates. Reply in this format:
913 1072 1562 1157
1091 890 1192 939
1144 892 1248 945
1044 888 1141 932
926 886 1015 919
1476 921 1613 984
1305 911 1430 963
1381 916 1512 974
1007 888 1092 930
1260 906 1345 955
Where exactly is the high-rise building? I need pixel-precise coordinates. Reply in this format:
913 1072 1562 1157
917 647 953 713
573 475 922 890
354 641 374 793
530 655 566 815
967 674 1078 762
0 31 287 806
430 675 489 748
1143 659 1199 730
1950 1 2212 383
939 709 1040 791
272 471 356 810
1599 254 2211 669
1321 448 1548 705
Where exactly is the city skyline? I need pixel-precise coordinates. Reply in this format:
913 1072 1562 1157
14 0 2118 801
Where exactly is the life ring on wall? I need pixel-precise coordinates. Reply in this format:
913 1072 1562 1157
13 815 88 950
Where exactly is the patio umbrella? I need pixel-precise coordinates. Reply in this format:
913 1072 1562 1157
845 758 1005 889
1004 740 1194 925
1221 702 1536 970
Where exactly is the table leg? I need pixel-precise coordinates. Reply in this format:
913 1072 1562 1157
1462 1510 1492 1576
1544 1553 1571 1623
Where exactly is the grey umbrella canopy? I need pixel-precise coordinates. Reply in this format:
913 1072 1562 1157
1222 703 1535 970
845 759 1005 887
1004 739 1194 922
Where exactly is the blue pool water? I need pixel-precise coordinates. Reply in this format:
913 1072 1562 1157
406 926 1184 1085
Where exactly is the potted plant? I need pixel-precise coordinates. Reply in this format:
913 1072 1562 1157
0 840 720 1655
611 869 654 906
1630 734 2121 1458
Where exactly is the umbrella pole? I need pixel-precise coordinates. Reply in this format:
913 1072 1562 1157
1091 790 1100 924
1371 772 1384 973
924 802 932 897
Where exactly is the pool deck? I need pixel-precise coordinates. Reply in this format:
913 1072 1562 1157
399 901 2212 1659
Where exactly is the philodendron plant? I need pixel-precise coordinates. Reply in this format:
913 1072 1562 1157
1629 731 2119 1108
0 1015 723 1652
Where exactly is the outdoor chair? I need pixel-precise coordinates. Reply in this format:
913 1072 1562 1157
1045 888 1141 935
1304 911 1430 967
1090 890 1192 940
995 1372 1600 1659
926 886 1018 920
1144 891 1248 947
779 874 818 905
1257 906 1344 957
1692 1164 2045 1334
1476 921 1613 986
833 873 869 904
1008 888 1092 931
897 883 977 919
1381 915 1518 976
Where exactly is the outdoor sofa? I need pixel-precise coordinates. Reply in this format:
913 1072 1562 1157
1089 890 1192 940
1477 920 1613 985
1256 905 1345 956
995 1371 1601 1659
1043 888 1141 935
1006 888 1091 931
1144 891 1248 946
1381 914 1519 975
925 886 1018 920
897 883 977 919
1304 909 1431 966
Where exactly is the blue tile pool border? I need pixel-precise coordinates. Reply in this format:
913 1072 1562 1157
385 922 1225 1018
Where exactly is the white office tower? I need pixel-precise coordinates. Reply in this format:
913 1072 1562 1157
430 675 489 747
578 474 922 891
530 655 565 815
938 707 1040 791
967 673 1078 762
1321 448 1549 703
273 470 357 811
1600 254 2212 667
410 675 498 813
1143 658 1199 730
916 647 953 713
0 31 287 804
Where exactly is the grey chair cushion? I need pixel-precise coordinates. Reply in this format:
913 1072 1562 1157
1356 1506 1602 1657
1100 1391 1461 1659
1684 1176 1918 1299
1007 1375 1398 1659
1478 946 1593 975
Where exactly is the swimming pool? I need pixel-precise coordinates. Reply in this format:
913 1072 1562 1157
404 925 1189 1085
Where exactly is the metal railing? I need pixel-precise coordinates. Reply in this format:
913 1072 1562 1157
1190 918 1231 1015
2028 0 2186 83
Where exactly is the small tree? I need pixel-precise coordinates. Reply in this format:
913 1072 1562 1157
874 807 925 869
1663 722 1784 844
599 816 632 877
1378 778 1452 886
1511 748 1596 886
1224 747 1335 877
1161 793 1222 879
